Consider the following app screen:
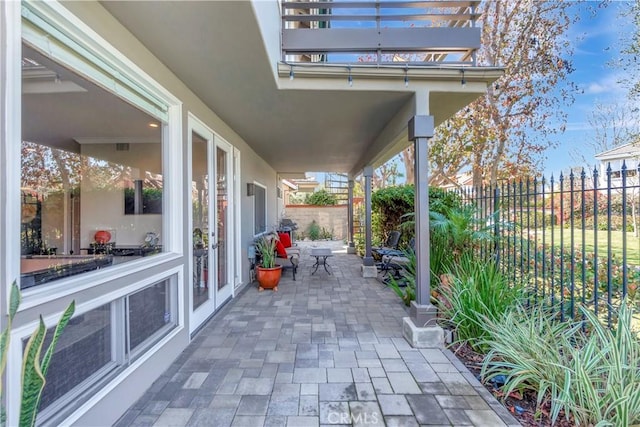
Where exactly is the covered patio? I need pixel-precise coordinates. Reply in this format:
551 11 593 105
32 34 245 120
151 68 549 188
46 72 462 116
116 243 519 427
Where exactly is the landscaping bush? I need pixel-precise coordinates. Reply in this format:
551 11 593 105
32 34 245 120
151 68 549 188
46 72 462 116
481 300 640 426
307 220 321 240
437 254 523 352
305 189 338 206
371 185 463 244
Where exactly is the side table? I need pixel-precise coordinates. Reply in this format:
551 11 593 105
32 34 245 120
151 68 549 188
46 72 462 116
310 248 333 275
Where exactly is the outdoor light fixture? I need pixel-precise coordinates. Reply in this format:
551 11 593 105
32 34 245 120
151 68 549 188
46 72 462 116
461 69 466 87
404 65 409 88
347 66 353 87
289 65 294 81
247 183 255 196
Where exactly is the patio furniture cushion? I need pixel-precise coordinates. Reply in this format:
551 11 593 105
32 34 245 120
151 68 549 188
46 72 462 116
275 239 288 258
278 232 292 248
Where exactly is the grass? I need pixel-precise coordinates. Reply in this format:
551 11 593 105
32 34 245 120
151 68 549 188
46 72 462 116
533 227 640 266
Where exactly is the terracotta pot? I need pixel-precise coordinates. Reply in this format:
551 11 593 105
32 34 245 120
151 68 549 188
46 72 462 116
256 265 282 291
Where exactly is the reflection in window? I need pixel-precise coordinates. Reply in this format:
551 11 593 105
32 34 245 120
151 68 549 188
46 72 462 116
20 43 164 290
128 280 174 352
254 184 266 235
33 304 112 415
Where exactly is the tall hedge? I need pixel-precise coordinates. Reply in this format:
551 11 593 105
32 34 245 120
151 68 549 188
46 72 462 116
371 185 462 242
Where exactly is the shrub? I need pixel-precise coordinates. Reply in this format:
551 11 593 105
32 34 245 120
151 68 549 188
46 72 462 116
387 249 416 306
438 254 523 352
305 189 338 206
481 301 640 426
371 185 463 244
307 220 321 240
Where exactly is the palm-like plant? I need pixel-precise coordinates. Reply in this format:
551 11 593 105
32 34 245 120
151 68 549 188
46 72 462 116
429 204 496 259
255 235 277 268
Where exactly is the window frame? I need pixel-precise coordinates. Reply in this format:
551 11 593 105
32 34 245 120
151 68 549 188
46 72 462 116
14 0 184 309
8 269 181 426
253 181 267 236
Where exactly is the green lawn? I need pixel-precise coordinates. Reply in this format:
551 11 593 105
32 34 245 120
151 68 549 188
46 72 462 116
531 227 640 266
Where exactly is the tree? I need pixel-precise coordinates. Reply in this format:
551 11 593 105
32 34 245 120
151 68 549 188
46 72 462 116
305 189 338 205
398 0 586 188
571 102 639 171
616 0 640 100
373 155 404 189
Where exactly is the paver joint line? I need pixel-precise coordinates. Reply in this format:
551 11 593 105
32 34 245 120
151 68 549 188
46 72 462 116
115 242 520 427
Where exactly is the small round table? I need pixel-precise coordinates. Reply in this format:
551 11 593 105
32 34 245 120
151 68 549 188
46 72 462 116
310 248 333 275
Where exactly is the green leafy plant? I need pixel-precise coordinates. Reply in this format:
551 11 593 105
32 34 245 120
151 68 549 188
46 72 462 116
305 189 338 206
255 235 277 268
438 254 523 352
1 281 75 427
481 300 640 426
386 249 417 306
307 220 321 241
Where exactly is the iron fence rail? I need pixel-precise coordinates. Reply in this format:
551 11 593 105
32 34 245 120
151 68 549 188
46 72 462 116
456 163 640 327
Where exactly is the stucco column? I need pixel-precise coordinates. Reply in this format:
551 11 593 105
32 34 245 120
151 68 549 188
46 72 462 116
361 167 377 277
403 115 443 347
347 179 356 254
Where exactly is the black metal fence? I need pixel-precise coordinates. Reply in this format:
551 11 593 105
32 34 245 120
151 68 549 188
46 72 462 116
457 163 640 327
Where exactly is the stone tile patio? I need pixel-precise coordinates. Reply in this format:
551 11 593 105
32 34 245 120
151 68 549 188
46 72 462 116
116 242 520 427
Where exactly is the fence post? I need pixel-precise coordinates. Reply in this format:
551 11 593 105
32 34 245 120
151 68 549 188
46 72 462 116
621 161 628 298
606 163 613 328
493 186 500 266
593 166 599 318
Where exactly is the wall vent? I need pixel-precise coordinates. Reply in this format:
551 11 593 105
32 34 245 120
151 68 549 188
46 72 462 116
116 143 130 151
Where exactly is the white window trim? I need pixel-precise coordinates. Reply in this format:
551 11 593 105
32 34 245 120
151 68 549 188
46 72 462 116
14 0 184 305
1 0 23 310
4 2 186 425
8 267 183 427
253 181 268 237
233 148 243 289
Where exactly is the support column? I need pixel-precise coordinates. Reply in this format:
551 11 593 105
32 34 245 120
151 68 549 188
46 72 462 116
347 179 356 254
403 115 444 348
361 166 377 277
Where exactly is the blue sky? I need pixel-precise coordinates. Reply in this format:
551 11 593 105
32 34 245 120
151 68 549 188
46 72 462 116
308 1 636 184
542 1 636 176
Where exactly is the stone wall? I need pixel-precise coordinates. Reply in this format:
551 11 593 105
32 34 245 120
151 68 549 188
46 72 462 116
282 205 348 240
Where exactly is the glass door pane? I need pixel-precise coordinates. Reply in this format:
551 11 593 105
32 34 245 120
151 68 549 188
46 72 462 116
216 147 228 291
191 131 209 310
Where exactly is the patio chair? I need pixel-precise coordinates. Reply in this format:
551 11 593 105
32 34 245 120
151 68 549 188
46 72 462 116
379 238 415 282
273 233 299 280
372 230 401 262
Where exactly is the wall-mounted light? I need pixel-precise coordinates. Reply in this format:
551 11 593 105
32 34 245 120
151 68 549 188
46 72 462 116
148 122 159 128
247 183 255 196
289 64 294 81
347 66 353 87
461 69 466 87
404 65 409 88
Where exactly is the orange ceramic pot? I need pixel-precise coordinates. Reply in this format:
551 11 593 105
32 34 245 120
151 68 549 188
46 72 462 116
94 230 112 244
256 265 282 291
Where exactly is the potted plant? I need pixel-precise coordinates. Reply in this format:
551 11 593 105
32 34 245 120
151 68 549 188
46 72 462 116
255 235 282 291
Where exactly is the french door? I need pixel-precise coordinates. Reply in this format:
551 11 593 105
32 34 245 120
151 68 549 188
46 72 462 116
189 118 234 333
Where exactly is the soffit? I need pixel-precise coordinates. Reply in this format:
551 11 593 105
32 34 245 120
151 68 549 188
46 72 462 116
100 1 421 173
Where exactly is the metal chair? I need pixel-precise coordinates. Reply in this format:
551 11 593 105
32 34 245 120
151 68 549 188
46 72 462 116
372 230 401 262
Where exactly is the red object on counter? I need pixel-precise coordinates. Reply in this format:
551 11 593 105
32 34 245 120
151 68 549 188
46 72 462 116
94 230 112 244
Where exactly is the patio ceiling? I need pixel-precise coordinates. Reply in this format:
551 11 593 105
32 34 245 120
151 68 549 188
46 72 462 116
100 1 499 176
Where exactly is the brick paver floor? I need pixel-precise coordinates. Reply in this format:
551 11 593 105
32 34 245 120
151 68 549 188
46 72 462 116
116 242 520 427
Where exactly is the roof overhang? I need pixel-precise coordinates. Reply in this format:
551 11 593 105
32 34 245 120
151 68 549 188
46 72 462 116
96 1 503 176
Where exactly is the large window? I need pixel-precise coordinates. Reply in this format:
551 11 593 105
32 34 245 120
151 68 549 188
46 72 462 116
20 42 165 290
26 278 177 425
254 183 266 235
